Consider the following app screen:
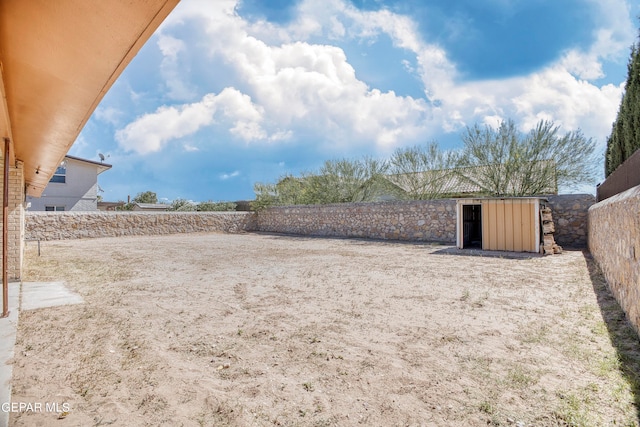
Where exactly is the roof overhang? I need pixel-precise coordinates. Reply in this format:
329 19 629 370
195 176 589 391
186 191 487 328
64 155 112 175
0 0 179 196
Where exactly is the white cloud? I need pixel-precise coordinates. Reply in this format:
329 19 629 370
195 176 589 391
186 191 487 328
157 35 198 100
155 2 434 151
130 0 635 157
94 106 124 126
116 88 267 154
220 170 240 180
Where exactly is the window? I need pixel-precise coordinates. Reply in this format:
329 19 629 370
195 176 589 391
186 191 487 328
49 163 66 183
45 206 65 212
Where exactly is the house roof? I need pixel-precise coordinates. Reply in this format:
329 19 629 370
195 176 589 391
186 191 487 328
0 0 179 197
64 155 112 175
134 203 170 210
386 160 558 197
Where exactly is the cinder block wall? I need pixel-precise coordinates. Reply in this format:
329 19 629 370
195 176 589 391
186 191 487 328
256 199 458 243
25 211 257 241
588 185 640 332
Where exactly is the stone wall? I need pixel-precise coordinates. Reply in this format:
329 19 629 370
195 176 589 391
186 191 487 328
546 194 595 248
588 185 640 333
256 199 457 243
25 211 256 241
24 195 590 250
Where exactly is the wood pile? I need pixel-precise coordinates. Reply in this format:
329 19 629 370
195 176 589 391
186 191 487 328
541 206 562 255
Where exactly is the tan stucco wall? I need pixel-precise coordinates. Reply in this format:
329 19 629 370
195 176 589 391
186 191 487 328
588 185 640 332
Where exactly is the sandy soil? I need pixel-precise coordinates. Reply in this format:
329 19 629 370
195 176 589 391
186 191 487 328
9 232 640 426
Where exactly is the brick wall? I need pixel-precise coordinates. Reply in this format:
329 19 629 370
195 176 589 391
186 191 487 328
0 160 25 280
588 185 640 333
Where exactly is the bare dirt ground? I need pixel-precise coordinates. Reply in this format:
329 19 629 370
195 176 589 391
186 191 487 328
9 232 640 426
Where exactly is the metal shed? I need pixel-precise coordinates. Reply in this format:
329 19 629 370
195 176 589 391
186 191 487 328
456 198 541 253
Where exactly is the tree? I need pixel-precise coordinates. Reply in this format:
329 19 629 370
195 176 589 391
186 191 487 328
133 191 158 204
460 119 596 196
196 201 237 211
606 34 640 176
170 198 196 211
252 157 391 209
387 142 460 199
307 158 390 204
252 182 279 210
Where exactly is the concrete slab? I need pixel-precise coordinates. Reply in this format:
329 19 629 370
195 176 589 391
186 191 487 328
20 282 83 311
0 282 20 427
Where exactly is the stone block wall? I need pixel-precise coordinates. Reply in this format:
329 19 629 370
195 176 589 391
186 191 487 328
588 185 640 333
23 195 590 252
256 199 457 243
25 211 256 241
546 194 595 248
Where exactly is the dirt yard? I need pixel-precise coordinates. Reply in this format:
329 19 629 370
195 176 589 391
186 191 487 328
9 232 640 426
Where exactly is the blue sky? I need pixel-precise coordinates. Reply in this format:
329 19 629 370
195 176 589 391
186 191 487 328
69 0 640 203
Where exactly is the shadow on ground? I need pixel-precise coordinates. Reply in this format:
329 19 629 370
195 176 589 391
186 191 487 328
431 246 543 260
254 231 449 248
584 250 640 423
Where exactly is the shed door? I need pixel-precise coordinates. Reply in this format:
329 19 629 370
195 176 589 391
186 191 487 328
462 204 482 248
481 199 537 252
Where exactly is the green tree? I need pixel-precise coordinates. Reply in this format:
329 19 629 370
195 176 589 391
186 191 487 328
307 158 389 204
133 191 158 204
115 201 133 211
252 182 279 210
252 157 391 209
460 119 596 196
196 201 237 211
606 33 640 176
387 141 460 199
274 175 316 206
170 198 196 211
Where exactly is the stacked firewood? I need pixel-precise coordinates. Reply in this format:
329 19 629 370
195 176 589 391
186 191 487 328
541 206 562 255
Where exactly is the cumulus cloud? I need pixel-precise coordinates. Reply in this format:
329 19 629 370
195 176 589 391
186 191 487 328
116 88 266 154
157 35 198 101
94 106 124 126
122 0 635 157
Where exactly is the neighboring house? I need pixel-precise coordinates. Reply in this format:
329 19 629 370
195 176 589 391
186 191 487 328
26 155 112 212
98 201 125 211
384 160 558 200
132 203 170 211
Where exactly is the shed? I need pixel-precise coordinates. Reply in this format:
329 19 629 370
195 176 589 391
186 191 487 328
456 198 542 253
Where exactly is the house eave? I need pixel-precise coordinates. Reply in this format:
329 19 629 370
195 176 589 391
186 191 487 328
0 0 179 197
